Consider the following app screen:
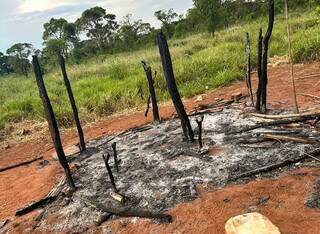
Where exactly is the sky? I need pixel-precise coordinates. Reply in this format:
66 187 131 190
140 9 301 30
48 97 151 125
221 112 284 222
0 0 193 52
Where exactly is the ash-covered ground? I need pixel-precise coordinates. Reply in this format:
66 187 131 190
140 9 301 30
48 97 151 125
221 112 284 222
38 105 319 232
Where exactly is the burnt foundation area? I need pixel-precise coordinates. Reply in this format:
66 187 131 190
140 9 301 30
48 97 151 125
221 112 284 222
37 106 320 232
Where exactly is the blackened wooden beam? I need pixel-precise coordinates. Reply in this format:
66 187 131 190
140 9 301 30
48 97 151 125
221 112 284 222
245 32 254 106
32 55 75 189
111 142 119 172
256 29 263 112
260 0 275 113
59 55 86 152
102 153 117 192
141 61 160 123
156 32 194 141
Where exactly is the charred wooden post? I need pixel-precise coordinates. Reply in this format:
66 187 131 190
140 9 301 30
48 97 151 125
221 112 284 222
260 0 275 113
102 153 117 192
195 116 204 149
32 55 75 189
141 61 160 123
245 32 254 106
156 32 194 141
256 29 264 112
111 142 119 172
59 55 86 152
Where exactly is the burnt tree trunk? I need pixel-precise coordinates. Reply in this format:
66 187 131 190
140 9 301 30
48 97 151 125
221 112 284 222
156 32 194 141
245 32 254 106
59 55 86 152
256 29 263 112
141 61 160 123
260 0 275 113
32 55 75 189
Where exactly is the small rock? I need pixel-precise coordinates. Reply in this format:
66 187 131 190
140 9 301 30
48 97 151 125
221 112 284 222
257 196 270 206
17 129 31 136
196 95 203 102
225 212 281 234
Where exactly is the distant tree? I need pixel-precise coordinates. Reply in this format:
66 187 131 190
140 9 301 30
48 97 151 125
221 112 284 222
76 6 118 50
193 0 222 36
116 14 152 49
43 18 78 57
0 52 13 75
154 8 180 37
6 43 34 77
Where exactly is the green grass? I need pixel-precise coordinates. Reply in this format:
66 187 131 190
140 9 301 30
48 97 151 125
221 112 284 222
0 9 319 135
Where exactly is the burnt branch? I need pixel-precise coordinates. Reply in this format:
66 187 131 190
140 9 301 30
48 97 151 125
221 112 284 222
102 153 117 192
141 61 160 123
59 55 86 152
111 142 119 172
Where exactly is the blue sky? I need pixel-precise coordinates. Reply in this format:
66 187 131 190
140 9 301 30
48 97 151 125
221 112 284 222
0 0 193 52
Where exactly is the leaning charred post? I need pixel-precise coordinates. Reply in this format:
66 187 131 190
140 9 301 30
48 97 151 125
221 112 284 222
156 32 194 141
141 61 160 123
59 55 86 152
260 0 275 113
32 55 75 189
245 32 254 106
256 29 263 112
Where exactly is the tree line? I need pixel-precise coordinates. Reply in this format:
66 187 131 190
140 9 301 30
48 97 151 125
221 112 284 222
0 0 318 77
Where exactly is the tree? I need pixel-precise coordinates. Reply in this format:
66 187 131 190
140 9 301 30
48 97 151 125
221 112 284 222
43 18 77 57
193 0 222 36
76 6 118 50
0 52 13 75
154 8 179 37
117 14 152 49
6 43 34 76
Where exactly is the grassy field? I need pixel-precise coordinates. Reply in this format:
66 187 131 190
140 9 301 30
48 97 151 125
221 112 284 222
0 9 319 137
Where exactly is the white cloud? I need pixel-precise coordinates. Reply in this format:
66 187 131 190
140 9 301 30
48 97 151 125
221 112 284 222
18 0 85 13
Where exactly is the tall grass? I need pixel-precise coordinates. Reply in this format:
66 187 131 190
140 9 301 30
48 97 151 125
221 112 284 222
0 9 319 133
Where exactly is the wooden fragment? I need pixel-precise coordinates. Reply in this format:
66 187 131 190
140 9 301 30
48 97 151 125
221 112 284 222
228 148 320 181
295 73 320 80
110 192 124 203
245 32 254 106
59 55 86 151
0 156 43 173
15 197 55 216
141 61 160 123
248 110 320 120
229 115 319 134
157 32 194 141
32 55 75 189
81 197 172 224
102 153 117 192
284 0 299 113
261 133 315 144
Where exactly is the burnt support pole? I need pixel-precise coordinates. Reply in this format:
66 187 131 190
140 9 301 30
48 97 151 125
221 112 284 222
260 0 275 113
141 61 160 123
111 142 119 172
156 32 194 141
59 55 86 152
102 153 117 192
256 29 264 112
245 32 254 106
32 55 75 189
195 116 204 149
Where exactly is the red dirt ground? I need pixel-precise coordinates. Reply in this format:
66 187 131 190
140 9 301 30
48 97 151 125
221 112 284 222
0 62 320 233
